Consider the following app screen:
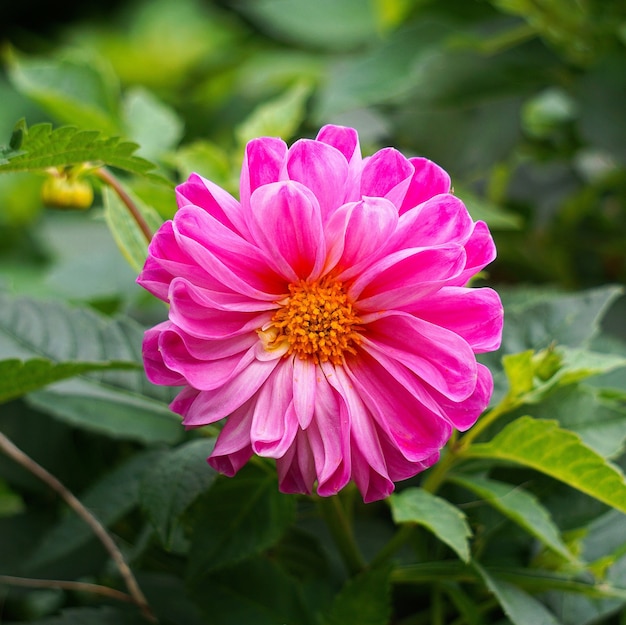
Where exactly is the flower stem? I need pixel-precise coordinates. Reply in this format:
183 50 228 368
317 495 366 576
93 167 153 243
0 431 157 623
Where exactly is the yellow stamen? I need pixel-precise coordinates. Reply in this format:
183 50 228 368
261 276 362 365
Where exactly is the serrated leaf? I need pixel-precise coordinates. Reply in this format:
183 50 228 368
388 487 471 562
102 185 164 272
451 475 576 563
0 122 156 176
0 357 138 404
468 417 626 514
0 292 180 444
26 450 161 571
474 562 564 625
235 80 312 147
187 464 295 580
140 438 217 548
7 52 121 136
325 564 392 625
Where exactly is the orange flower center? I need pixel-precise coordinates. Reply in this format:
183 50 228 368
261 276 362 365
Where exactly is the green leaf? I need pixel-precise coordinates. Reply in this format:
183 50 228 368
235 80 313 147
325 564 392 625
0 121 156 177
189 556 313 625
0 292 180 444
140 438 217 548
456 186 522 230
102 184 164 273
12 607 142 625
6 52 121 135
26 450 161 570
0 357 138 404
468 417 626 514
474 561 564 625
388 487 471 562
451 475 576 563
187 464 295 580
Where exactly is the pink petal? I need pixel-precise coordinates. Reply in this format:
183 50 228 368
325 197 398 279
208 399 256 476
250 360 299 458
286 139 350 220
408 286 503 353
142 322 186 386
163 324 258 361
240 137 288 216
176 173 250 238
169 278 272 340
344 352 452 463
450 221 497 286
292 356 316 429
174 206 285 298
180 357 280 427
276 430 316 495
362 311 477 401
351 245 466 311
392 194 474 250
399 157 451 214
248 181 326 281
360 148 414 208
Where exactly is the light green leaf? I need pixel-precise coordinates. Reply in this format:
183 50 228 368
6 52 121 135
451 475 576 563
468 417 626 514
122 86 184 160
0 292 180 444
389 487 471 562
235 80 313 147
0 121 156 177
187 464 295 579
140 438 217 549
102 184 164 272
26 450 161 570
0 357 138 404
474 561 564 625
325 564 392 625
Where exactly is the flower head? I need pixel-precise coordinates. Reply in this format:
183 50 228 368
138 125 503 502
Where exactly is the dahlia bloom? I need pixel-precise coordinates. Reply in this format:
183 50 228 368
138 125 503 503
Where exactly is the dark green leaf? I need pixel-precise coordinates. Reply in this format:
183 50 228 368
389 487 471 562
26 450 161 571
468 417 626 514
325 564 392 625
187 464 295 579
140 438 217 548
5 606 143 625
0 357 138 404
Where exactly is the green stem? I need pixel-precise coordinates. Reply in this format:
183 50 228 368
317 495 366 576
94 167 153 243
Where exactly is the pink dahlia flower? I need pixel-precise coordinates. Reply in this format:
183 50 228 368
138 125 503 503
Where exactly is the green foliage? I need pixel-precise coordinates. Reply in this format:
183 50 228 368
1 0 625 623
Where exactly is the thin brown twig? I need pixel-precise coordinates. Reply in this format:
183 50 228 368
0 575 134 605
0 431 157 623
93 167 153 243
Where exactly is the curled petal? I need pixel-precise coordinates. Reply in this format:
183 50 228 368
142 322 186 386
399 157 451 214
248 181 327 281
361 148 414 208
276 430 316 496
451 221 497 286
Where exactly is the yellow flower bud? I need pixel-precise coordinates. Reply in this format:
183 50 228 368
41 174 94 210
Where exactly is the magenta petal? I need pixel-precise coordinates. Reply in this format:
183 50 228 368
180 357 280 427
250 361 298 458
409 286 503 353
325 197 398 279
240 137 288 214
286 139 350 220
248 181 326 281
361 148 414 208
142 323 186 386
293 357 316 429
451 221 497 286
363 311 477 401
352 245 466 311
399 157 451 214
276 430 316 496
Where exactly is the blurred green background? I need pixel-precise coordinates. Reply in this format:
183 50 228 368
1 0 625 318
